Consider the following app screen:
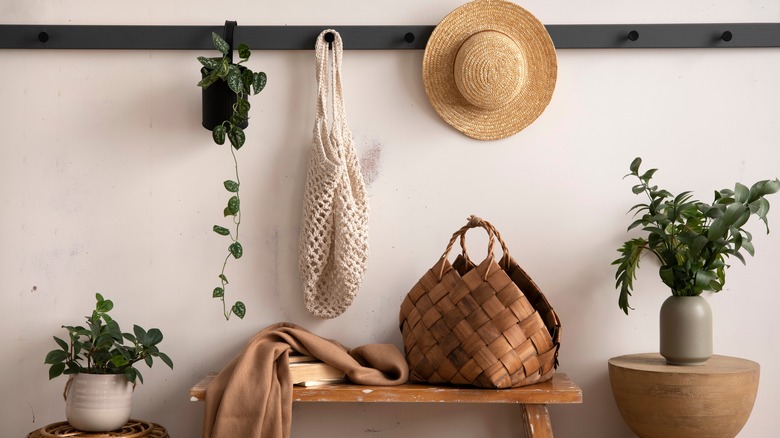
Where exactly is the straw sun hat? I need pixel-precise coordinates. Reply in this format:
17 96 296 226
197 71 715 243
423 0 557 140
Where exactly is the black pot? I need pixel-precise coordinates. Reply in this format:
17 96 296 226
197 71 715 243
201 67 248 131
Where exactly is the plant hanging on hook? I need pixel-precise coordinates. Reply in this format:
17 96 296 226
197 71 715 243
197 29 267 320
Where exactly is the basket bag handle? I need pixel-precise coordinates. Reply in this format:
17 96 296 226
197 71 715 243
437 215 499 281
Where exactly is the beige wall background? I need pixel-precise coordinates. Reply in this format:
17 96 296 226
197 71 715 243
2 1 780 436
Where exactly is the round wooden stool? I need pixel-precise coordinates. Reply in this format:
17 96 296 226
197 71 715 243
27 419 169 438
609 353 759 438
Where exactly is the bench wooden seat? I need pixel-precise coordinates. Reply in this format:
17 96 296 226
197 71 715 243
190 372 582 437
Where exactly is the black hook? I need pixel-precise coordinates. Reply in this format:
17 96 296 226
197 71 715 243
404 32 415 44
627 30 639 42
223 20 237 63
324 32 335 50
721 31 733 42
38 31 49 43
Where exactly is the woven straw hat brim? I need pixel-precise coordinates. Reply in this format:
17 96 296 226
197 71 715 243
423 0 557 140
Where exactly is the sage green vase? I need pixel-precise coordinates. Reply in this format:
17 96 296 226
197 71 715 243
659 295 713 366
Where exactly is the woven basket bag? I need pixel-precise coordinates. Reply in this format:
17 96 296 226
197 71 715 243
399 216 561 388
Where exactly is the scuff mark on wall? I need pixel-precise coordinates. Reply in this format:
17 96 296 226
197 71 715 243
360 141 383 187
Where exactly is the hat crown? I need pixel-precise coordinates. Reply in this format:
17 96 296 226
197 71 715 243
453 30 527 110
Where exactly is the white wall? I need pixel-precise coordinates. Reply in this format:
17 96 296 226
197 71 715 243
2 1 780 437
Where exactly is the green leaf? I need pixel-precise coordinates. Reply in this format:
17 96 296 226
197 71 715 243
110 355 130 368
659 266 675 289
96 298 113 314
144 355 153 368
253 72 267 95
146 328 163 346
133 325 148 345
158 352 174 369
223 180 239 192
213 287 224 298
197 68 221 89
124 367 138 384
48 363 66 380
213 225 230 236
229 241 243 259
54 336 69 351
198 56 221 70
734 182 749 203
212 125 226 145
722 202 747 227
232 301 246 319
629 157 642 175
211 32 230 55
237 43 251 60
227 70 243 94
219 274 228 284
45 349 69 364
228 126 246 150
707 217 728 241
742 240 755 257
631 184 644 194
640 168 658 182
695 270 716 290
236 97 251 116
227 196 240 215
241 69 254 93
748 179 780 201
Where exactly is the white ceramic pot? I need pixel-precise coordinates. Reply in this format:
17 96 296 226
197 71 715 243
659 295 713 366
64 373 134 432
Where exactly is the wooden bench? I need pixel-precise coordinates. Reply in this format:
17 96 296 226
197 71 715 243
190 373 582 437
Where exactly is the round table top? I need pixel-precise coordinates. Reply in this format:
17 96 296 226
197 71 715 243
27 420 169 438
609 353 759 375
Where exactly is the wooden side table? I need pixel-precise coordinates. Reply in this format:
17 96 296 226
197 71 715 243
27 419 169 438
609 353 759 438
191 372 582 438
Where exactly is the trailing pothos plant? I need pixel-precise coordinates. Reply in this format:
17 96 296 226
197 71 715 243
197 32 267 320
613 157 780 314
44 293 173 384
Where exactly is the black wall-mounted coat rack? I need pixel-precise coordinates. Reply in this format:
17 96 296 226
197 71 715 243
1 23 780 50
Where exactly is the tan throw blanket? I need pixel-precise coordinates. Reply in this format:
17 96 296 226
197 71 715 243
202 322 409 438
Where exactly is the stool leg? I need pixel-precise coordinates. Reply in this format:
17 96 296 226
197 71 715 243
521 404 553 438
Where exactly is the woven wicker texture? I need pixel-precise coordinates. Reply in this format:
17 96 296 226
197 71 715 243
299 29 369 319
423 0 557 140
29 420 169 438
399 216 560 388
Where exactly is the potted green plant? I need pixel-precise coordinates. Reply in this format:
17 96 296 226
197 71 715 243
44 293 173 431
197 29 267 321
613 157 779 365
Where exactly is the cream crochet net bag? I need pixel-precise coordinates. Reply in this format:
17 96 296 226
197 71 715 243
299 30 369 319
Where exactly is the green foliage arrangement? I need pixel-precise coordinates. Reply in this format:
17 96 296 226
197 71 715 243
44 294 173 384
197 32 267 320
613 157 780 314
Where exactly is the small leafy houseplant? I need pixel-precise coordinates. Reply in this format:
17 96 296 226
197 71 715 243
197 32 267 320
613 157 780 314
44 293 173 384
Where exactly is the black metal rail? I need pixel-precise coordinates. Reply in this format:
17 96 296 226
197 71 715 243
1 23 780 50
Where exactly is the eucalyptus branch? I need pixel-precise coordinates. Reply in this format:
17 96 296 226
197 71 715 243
613 157 780 313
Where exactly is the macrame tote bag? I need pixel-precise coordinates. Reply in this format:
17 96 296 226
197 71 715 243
299 30 369 319
399 216 561 388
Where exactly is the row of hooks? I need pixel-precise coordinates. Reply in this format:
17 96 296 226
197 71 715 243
1 23 779 50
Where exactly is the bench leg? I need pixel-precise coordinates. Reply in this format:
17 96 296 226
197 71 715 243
521 404 553 438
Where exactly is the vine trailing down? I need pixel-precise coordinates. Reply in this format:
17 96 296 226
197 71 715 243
198 32 267 320
612 157 780 314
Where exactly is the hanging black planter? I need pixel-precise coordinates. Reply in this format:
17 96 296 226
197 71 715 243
201 21 248 131
201 67 248 130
